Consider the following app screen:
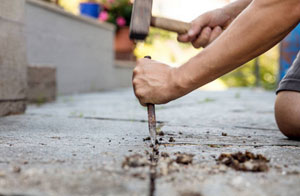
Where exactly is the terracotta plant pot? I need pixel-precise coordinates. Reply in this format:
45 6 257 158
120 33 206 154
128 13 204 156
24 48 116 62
114 27 136 61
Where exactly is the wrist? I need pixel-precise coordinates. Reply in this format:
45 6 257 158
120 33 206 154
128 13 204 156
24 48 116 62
170 67 190 99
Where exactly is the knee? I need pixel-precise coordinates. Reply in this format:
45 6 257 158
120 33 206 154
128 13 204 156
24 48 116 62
275 91 300 140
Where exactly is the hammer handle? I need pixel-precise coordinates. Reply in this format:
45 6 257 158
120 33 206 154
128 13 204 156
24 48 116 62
151 17 191 34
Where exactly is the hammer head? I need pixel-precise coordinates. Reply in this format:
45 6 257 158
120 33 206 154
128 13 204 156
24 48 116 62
129 0 153 41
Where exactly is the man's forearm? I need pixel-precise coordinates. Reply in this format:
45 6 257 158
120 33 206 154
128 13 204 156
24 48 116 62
223 0 252 19
177 0 300 93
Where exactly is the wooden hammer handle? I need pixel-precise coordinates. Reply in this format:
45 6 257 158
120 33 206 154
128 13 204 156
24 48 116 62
151 16 191 34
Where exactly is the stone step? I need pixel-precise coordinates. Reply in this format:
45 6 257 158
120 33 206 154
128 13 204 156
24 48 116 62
27 65 56 103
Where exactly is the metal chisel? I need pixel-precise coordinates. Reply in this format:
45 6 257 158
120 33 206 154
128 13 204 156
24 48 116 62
144 56 156 145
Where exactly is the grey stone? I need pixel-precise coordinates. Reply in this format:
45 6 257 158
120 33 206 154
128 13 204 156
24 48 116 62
0 0 25 22
27 65 56 103
0 0 27 116
0 101 26 116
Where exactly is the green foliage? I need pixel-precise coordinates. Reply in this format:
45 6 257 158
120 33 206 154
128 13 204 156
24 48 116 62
99 0 132 28
198 98 216 104
220 47 279 90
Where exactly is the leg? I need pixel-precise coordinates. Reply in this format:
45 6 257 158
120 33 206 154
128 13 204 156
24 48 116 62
275 91 300 140
276 52 300 140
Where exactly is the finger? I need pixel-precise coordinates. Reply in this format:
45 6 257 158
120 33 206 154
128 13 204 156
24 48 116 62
188 22 202 42
192 27 212 48
208 26 223 43
136 90 147 106
188 14 210 41
139 99 147 107
177 33 190 43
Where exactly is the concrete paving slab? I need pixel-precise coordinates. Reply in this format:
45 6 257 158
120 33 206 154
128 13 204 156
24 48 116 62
28 88 276 128
0 115 150 196
0 88 299 196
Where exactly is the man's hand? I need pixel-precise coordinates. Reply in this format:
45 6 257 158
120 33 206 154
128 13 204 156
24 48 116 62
178 9 231 48
132 58 182 106
178 0 253 48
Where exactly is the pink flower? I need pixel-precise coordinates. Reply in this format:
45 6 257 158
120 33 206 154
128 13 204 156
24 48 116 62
116 16 126 27
108 0 115 3
99 11 109 21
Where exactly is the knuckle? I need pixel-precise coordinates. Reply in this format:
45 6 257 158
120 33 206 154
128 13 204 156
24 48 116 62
132 78 138 86
135 89 144 98
133 68 138 75
133 67 141 74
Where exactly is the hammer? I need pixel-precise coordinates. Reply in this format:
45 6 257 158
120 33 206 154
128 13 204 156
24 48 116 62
129 0 191 40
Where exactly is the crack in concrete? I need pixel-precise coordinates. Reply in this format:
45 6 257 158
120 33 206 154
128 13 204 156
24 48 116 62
234 126 278 131
149 144 159 196
159 143 300 148
78 116 166 124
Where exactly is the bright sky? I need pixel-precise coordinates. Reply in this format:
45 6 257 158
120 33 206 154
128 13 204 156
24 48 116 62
152 0 230 22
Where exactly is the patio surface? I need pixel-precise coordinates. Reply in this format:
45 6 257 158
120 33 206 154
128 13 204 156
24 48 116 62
0 88 299 196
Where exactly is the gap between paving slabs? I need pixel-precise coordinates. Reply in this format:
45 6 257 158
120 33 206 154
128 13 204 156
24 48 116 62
122 124 273 196
64 114 299 195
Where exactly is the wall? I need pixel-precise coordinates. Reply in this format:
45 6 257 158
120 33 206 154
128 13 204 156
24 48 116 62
0 0 27 116
25 0 133 95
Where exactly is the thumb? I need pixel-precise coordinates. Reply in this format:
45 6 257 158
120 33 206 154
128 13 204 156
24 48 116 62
188 14 210 41
188 23 201 41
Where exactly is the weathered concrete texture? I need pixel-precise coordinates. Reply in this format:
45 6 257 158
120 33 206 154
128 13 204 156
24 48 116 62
0 0 25 22
0 101 26 116
0 115 150 196
0 88 300 196
27 65 56 103
0 0 27 116
25 0 133 95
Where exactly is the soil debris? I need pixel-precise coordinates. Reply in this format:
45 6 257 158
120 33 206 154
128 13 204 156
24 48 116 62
175 153 194 165
132 173 147 180
155 139 160 145
122 154 150 168
161 152 170 158
208 144 221 148
158 131 165 136
217 151 269 172
0 170 6 178
180 192 202 196
169 137 175 142
222 132 228 136
143 137 151 141
179 131 183 135
12 166 21 173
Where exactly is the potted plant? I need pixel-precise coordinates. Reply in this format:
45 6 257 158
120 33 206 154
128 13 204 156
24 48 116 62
98 0 135 60
79 0 101 19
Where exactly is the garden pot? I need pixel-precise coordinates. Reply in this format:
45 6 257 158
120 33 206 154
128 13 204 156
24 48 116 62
79 2 101 19
114 27 136 61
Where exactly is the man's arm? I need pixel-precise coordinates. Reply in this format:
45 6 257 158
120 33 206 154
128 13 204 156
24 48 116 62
178 0 252 48
133 0 300 105
177 0 300 95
